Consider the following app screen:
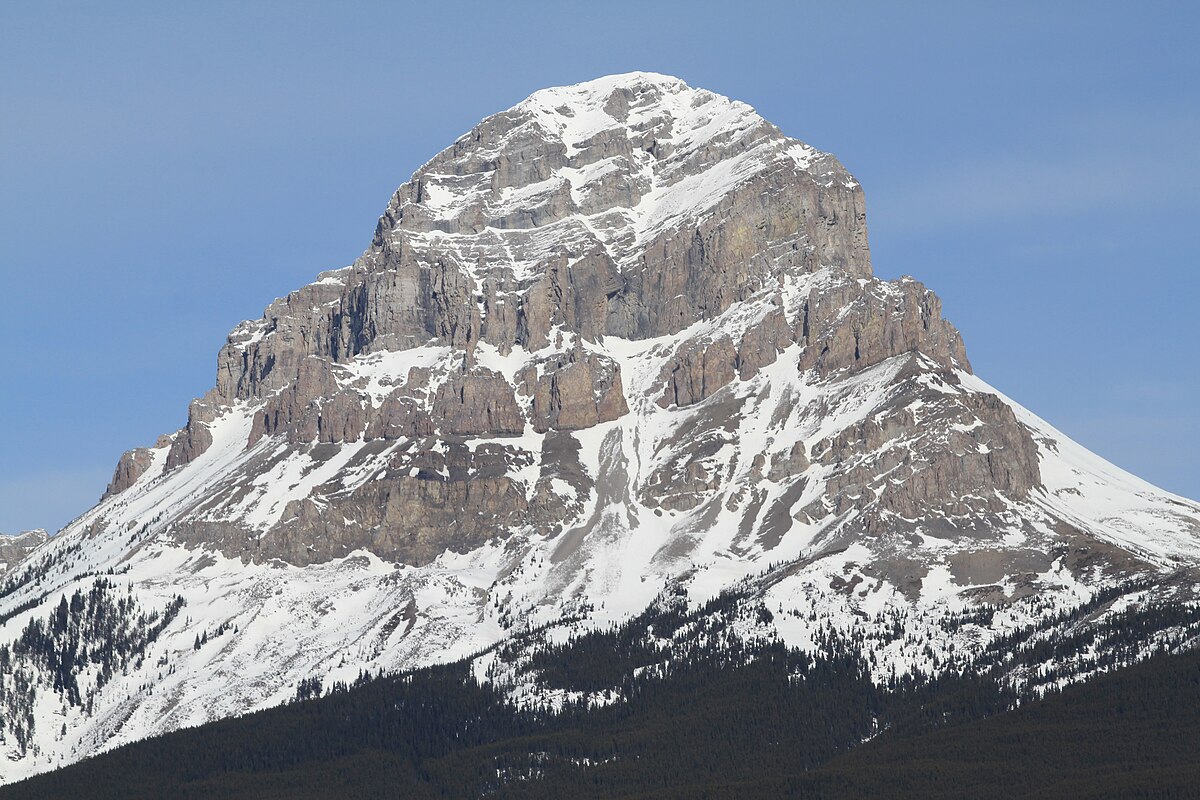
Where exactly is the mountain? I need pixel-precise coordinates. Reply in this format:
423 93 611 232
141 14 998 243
0 532 47 574
5 602 1200 799
1 71 1198 782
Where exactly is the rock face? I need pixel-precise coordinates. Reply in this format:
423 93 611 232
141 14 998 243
104 448 155 498
3 72 1199 782
0 530 47 572
103 72 1000 568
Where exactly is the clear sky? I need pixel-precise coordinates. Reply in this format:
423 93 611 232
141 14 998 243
2 1 1197 533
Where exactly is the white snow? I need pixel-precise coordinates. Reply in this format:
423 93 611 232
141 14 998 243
958 370 1200 564
336 344 452 405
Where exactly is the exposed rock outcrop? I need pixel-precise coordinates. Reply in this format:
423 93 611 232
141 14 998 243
524 348 629 431
104 448 156 498
0 529 48 572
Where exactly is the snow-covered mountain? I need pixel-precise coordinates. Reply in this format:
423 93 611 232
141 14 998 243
0 531 47 575
2 72 1198 781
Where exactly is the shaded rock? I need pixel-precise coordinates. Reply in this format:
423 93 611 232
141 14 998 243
165 399 217 470
432 369 525 436
104 448 156 498
0 529 48 572
797 276 969 376
525 348 629 431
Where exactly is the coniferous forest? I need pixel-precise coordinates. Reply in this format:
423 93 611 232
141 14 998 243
1 587 1198 799
0 576 184 757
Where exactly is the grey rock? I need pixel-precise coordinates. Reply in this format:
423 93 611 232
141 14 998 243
104 447 156 498
0 530 48 572
432 369 525 436
524 347 629 431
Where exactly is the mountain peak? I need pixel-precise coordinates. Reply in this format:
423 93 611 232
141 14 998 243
367 72 863 317
515 72 742 143
521 70 690 104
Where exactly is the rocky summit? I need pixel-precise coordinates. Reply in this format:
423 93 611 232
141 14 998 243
2 72 1199 781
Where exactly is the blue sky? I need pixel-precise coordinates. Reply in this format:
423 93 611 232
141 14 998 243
2 1 1197 533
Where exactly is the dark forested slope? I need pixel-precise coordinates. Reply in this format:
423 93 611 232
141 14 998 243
4 599 1199 800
